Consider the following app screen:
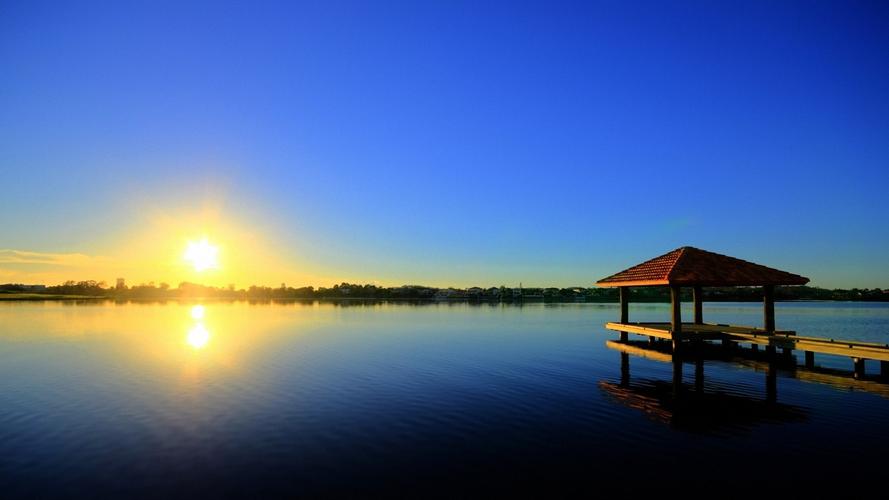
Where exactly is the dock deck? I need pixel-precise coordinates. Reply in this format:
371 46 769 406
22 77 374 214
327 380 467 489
605 321 889 364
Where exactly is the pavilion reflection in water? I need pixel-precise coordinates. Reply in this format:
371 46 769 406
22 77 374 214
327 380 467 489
599 340 811 433
601 338 889 433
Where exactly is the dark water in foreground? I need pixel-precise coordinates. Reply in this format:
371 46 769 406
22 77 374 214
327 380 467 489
2 301 888 496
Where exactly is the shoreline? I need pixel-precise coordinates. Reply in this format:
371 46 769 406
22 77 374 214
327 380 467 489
1 294 887 304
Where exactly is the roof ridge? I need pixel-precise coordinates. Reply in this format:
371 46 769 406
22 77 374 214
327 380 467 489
666 246 690 281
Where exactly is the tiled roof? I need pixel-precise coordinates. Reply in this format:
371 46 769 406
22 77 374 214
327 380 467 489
596 247 809 287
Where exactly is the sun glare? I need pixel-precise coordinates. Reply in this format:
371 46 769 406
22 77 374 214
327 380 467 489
186 323 210 349
184 238 219 272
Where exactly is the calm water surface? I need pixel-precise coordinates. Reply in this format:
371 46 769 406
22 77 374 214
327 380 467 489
2 301 888 496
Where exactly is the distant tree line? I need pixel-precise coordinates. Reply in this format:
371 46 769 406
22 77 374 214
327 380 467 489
1 281 887 302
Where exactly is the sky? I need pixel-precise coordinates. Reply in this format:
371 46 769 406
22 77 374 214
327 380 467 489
1 0 888 289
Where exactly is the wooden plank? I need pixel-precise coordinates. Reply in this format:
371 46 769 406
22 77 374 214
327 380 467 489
603 321 889 362
604 322 725 340
726 333 889 362
777 334 889 349
796 341 889 362
605 322 673 340
606 322 795 336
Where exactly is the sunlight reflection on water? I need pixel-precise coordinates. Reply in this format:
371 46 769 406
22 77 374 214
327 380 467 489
186 322 210 349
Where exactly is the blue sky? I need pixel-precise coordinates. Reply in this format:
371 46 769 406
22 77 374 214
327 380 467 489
1 0 888 288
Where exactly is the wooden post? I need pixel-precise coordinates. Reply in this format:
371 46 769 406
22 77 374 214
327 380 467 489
782 347 794 363
670 285 683 352
763 285 775 333
853 357 865 379
766 361 777 404
619 287 629 342
693 285 703 325
805 351 815 369
881 361 889 379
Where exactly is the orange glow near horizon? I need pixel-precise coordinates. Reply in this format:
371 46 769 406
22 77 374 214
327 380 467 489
0 203 337 288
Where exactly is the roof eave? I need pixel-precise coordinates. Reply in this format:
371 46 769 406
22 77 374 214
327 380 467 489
595 279 669 288
595 278 810 288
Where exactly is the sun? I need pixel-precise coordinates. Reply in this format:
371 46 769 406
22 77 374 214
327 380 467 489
184 238 219 272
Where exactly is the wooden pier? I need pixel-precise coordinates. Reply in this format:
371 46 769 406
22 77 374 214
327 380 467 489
597 247 889 378
603 322 889 364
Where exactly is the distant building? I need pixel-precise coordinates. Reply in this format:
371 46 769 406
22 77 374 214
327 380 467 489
435 288 467 300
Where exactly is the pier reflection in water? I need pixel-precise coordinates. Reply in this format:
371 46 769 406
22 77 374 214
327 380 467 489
603 338 889 433
601 343 807 433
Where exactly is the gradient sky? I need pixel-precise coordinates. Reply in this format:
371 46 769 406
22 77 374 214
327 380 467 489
1 0 888 288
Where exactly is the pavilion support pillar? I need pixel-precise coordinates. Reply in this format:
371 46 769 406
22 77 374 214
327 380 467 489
670 285 683 352
853 358 866 379
619 287 629 342
693 285 703 325
881 361 889 379
763 285 776 333
805 351 815 369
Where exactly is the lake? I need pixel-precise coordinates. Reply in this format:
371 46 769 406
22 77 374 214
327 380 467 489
2 300 888 496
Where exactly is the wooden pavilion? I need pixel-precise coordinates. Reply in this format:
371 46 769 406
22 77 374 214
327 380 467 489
596 246 809 352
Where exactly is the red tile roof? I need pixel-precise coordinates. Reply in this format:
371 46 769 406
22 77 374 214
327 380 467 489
596 247 809 287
